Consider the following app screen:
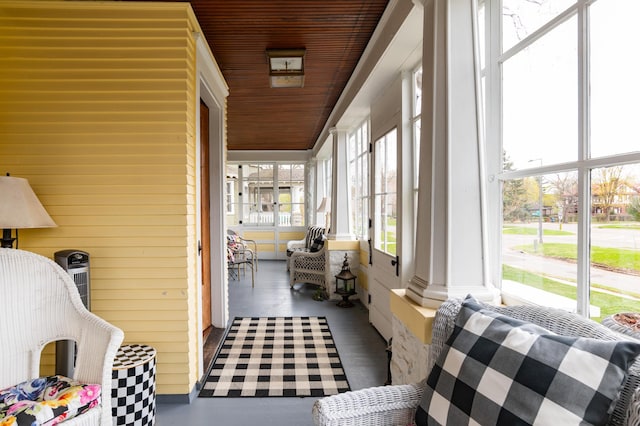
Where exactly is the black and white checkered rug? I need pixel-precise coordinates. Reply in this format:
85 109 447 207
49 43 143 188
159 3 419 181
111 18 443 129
199 316 350 397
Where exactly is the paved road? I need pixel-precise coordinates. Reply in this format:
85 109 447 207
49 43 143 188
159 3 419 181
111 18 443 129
503 222 640 298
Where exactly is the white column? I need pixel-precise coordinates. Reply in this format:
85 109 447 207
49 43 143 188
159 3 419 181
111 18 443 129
306 157 317 226
328 127 353 240
406 0 500 307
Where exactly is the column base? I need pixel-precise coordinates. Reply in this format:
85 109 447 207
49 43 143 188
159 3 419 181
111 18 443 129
406 275 500 308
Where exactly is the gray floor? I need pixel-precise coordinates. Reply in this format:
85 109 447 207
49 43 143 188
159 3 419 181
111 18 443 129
156 260 389 425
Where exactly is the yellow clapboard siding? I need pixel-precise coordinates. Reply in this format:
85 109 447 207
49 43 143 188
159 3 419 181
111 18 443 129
92 289 189 300
46 205 189 216
357 270 369 291
0 0 211 398
121 332 187 343
279 231 305 240
51 216 188 226
156 352 190 365
1 100 189 114
101 311 187 322
156 381 192 394
155 363 190 374
257 243 275 252
242 231 275 240
105 321 187 333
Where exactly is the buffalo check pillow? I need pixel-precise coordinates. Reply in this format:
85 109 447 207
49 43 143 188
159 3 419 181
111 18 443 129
416 296 640 426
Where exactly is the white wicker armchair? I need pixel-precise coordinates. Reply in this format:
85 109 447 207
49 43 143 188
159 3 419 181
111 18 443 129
312 298 640 426
0 248 124 425
288 226 327 290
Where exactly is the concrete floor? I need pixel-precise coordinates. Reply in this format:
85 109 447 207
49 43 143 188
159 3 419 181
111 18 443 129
156 260 389 425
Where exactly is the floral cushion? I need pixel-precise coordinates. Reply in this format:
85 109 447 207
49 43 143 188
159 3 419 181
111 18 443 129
0 375 101 425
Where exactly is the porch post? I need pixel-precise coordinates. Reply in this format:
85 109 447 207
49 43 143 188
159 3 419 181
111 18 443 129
406 0 500 307
328 127 354 241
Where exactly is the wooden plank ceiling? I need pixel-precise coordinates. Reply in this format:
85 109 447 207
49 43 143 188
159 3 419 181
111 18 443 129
138 0 389 151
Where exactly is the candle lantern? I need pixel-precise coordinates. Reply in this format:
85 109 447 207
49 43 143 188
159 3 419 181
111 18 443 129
335 253 357 308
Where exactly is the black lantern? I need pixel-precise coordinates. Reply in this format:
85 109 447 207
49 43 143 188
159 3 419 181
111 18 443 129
335 254 357 308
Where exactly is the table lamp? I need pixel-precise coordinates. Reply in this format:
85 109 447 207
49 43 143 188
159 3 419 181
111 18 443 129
0 174 57 248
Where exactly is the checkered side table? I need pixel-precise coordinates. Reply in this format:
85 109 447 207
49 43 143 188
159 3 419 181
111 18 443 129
111 344 157 426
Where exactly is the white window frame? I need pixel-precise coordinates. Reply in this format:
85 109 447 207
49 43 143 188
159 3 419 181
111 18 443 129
348 119 370 239
483 0 640 316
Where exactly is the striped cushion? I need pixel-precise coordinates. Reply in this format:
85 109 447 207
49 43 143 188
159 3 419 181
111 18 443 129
305 226 325 249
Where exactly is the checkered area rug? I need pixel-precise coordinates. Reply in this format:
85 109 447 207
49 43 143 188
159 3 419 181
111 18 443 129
199 316 350 397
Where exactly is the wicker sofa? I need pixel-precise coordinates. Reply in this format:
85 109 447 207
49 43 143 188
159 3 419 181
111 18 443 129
312 298 640 426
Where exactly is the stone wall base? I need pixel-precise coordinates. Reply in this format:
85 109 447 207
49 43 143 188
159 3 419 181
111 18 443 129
390 316 432 385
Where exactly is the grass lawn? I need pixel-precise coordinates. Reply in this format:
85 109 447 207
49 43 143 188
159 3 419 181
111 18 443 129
503 265 640 321
503 226 573 236
598 224 640 230
515 243 640 273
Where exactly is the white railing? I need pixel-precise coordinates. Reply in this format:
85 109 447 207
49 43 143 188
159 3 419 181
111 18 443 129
247 212 292 226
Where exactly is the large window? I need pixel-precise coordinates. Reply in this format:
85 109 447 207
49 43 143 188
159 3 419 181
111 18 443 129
225 163 305 227
348 120 370 238
373 129 398 255
484 0 640 319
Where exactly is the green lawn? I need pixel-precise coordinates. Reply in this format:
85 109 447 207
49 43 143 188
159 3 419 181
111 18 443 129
598 224 640 230
515 243 640 273
503 226 573 236
503 265 640 321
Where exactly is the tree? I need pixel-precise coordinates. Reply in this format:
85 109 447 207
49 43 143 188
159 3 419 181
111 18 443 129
547 173 578 223
628 197 640 221
592 166 627 221
502 151 529 222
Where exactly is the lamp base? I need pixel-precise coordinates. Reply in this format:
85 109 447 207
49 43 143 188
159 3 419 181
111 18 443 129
1 228 15 248
335 291 356 308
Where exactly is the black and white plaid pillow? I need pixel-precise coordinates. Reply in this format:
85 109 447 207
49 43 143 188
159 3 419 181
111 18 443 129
416 296 640 426
309 236 325 252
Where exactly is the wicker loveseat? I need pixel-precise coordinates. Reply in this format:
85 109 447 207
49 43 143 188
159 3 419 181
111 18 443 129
312 298 640 426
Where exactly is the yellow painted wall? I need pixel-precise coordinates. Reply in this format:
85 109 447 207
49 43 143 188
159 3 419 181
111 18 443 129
0 1 210 395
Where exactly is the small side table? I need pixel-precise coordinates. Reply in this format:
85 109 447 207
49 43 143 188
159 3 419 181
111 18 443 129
602 313 640 340
111 344 157 426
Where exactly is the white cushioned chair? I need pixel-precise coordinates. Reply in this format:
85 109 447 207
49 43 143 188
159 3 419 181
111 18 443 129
0 248 124 425
312 298 640 426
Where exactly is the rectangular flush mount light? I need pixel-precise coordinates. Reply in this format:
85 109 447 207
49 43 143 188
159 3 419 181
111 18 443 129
266 48 305 88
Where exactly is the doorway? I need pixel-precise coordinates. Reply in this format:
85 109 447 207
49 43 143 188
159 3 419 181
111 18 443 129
369 128 401 341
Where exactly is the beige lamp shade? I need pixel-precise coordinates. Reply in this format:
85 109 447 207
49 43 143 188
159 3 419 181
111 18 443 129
0 176 56 229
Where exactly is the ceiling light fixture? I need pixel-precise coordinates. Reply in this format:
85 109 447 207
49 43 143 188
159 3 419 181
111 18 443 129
266 48 305 88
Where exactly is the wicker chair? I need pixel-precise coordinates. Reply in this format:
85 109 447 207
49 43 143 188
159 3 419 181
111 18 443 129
288 226 326 290
0 248 124 426
312 298 640 426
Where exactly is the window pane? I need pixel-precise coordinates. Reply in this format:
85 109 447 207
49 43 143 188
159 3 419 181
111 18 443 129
413 68 422 116
502 172 578 312
242 164 274 226
373 130 397 255
502 17 577 170
502 0 575 52
590 0 640 159
590 164 640 321
277 164 305 227
226 165 240 225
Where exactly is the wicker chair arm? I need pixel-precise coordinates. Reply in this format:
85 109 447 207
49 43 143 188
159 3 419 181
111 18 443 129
312 382 424 426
